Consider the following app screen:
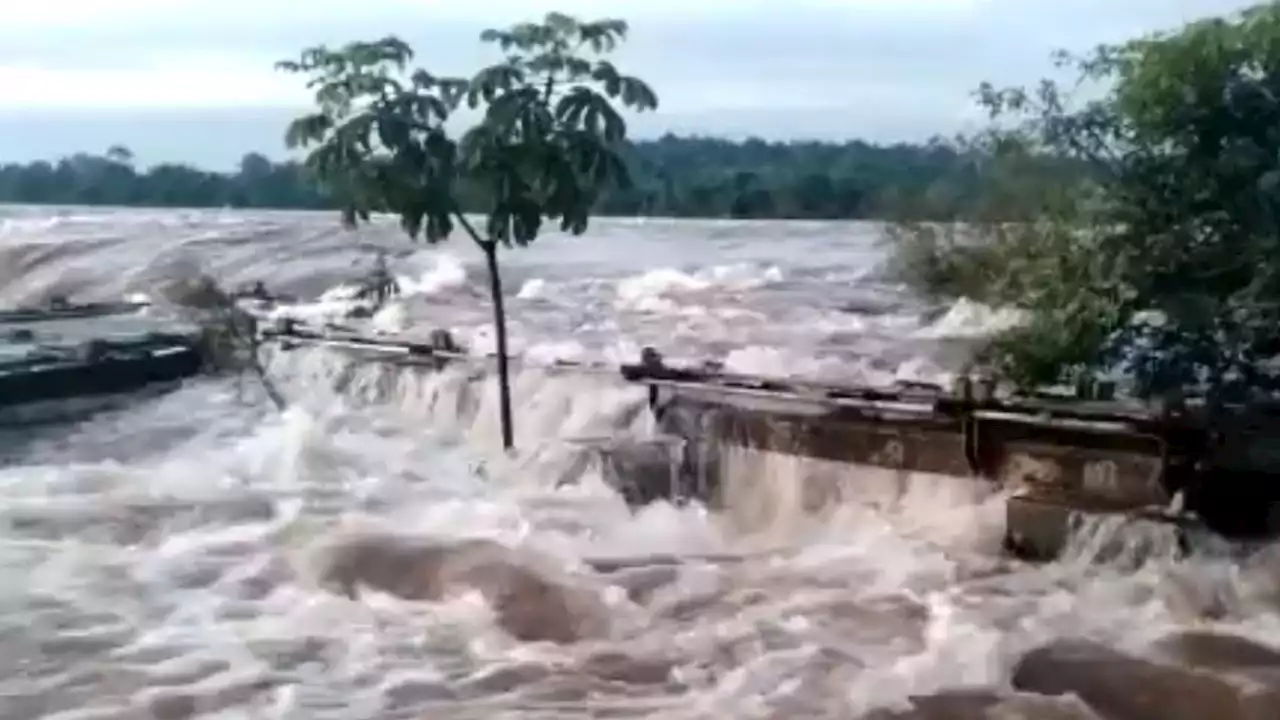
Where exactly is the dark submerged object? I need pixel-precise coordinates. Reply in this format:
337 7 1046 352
0 298 205 423
619 348 1280 559
259 322 1280 560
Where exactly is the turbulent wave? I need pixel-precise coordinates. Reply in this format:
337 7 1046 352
2 206 1279 719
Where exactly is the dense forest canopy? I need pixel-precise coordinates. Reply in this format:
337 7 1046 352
889 1 1280 400
0 135 978 219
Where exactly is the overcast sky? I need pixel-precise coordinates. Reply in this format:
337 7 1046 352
0 0 1258 169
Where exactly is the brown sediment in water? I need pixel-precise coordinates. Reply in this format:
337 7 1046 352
298 474 1280 719
1153 630 1280 670
859 690 1101 720
15 212 1280 719
1010 638 1280 720
857 633 1280 720
311 532 613 644
280 448 1280 720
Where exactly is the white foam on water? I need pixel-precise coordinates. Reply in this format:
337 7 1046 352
396 252 469 297
1 209 1278 719
912 297 1028 340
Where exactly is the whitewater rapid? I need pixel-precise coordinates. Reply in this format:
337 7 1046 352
2 206 1280 720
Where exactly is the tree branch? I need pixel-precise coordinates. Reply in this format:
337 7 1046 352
452 209 492 250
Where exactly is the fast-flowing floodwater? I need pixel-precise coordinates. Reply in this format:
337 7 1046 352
2 206 1280 720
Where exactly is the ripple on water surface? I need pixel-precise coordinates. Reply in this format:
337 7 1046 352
1 210 1279 719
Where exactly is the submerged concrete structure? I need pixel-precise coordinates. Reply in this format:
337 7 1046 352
0 299 205 425
616 351 1280 559
260 324 1280 560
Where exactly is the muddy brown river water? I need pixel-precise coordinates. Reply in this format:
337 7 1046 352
1 206 1278 719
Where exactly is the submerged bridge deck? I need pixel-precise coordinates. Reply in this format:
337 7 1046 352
259 322 1280 559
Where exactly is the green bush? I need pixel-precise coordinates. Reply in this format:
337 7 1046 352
886 2 1280 400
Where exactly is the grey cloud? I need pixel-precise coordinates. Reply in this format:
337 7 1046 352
0 0 1263 167
0 1 1247 74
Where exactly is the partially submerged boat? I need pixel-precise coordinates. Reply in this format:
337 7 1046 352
0 298 206 425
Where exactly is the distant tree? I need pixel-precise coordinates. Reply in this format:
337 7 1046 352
0 137 980 219
106 145 134 166
0 150 325 209
278 12 659 450
885 2 1280 401
237 152 273 179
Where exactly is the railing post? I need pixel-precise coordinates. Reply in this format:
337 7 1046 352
640 346 663 415
953 375 984 476
427 329 460 370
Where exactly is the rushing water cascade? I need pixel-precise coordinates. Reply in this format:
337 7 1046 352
3 206 1280 720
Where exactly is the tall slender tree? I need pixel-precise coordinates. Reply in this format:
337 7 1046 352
278 13 658 450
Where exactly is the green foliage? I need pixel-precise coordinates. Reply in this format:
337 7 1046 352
886 2 1280 399
0 150 326 209
463 13 657 241
0 137 973 219
276 12 657 247
277 12 660 450
606 135 972 219
884 129 1128 389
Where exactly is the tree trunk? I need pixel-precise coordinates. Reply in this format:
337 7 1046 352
482 240 515 451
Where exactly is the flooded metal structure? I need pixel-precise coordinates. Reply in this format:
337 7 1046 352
259 320 466 369
259 324 1280 560
0 299 206 425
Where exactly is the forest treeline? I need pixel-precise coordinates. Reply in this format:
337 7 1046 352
0 135 981 219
